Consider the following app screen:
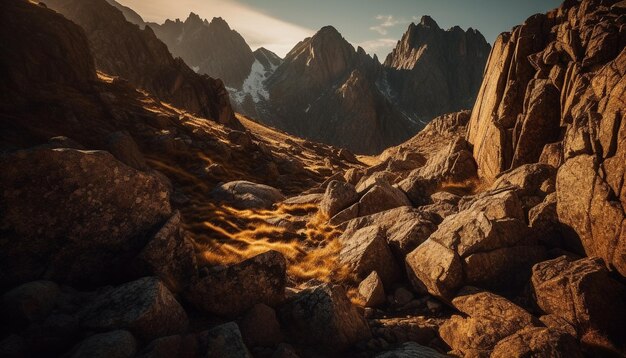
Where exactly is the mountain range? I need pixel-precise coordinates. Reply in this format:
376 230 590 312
110 6 491 154
1 0 626 357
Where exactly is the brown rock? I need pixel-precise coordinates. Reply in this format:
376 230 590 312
439 287 539 357
491 327 583 358
375 342 447 357
358 271 386 308
531 256 626 349
319 180 359 218
342 207 439 260
2 281 60 326
239 304 283 347
69 330 137 358
186 250 286 317
357 182 411 217
406 200 542 300
130 212 197 293
339 226 400 286
0 148 171 288
204 322 251 358
539 142 563 168
278 284 371 352
105 131 149 171
211 181 285 210
556 155 626 277
79 277 188 341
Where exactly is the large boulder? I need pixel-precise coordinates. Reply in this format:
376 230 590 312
79 277 188 342
211 181 285 210
278 284 371 353
342 206 440 260
439 287 540 357
406 190 545 300
69 330 137 358
203 322 251 358
0 148 172 288
358 271 386 308
399 138 477 206
319 180 359 218
339 226 401 286
186 250 287 317
357 182 411 217
491 163 556 212
491 327 583 358
2 281 60 326
129 212 197 294
556 155 626 277
531 256 626 350
105 131 149 171
239 304 283 348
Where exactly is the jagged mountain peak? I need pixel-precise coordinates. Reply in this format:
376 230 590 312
208 16 231 30
419 15 440 29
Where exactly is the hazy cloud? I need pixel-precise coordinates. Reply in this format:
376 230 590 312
116 0 314 57
370 15 407 35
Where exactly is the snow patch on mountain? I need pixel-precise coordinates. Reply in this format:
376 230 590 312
229 59 277 105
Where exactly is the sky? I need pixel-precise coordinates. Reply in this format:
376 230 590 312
117 0 561 59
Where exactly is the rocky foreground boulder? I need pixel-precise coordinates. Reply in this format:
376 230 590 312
186 250 287 317
0 148 172 288
278 284 371 352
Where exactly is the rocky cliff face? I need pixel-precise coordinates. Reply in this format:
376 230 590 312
467 0 626 277
149 14 256 90
44 0 240 129
384 16 491 122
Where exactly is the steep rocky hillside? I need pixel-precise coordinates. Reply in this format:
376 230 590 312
467 0 626 276
44 0 240 128
149 14 256 90
1 0 625 357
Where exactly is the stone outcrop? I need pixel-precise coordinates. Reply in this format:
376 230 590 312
339 226 401 286
79 277 188 341
465 0 626 277
439 287 540 357
0 148 171 288
531 256 626 350
342 207 439 260
44 0 240 128
204 323 252 358
185 251 287 317
278 284 371 352
491 327 583 358
406 188 545 300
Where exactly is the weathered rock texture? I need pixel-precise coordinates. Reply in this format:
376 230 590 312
186 251 287 317
0 148 171 288
466 0 626 277
44 0 240 128
278 284 371 352
384 16 491 121
531 256 626 350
